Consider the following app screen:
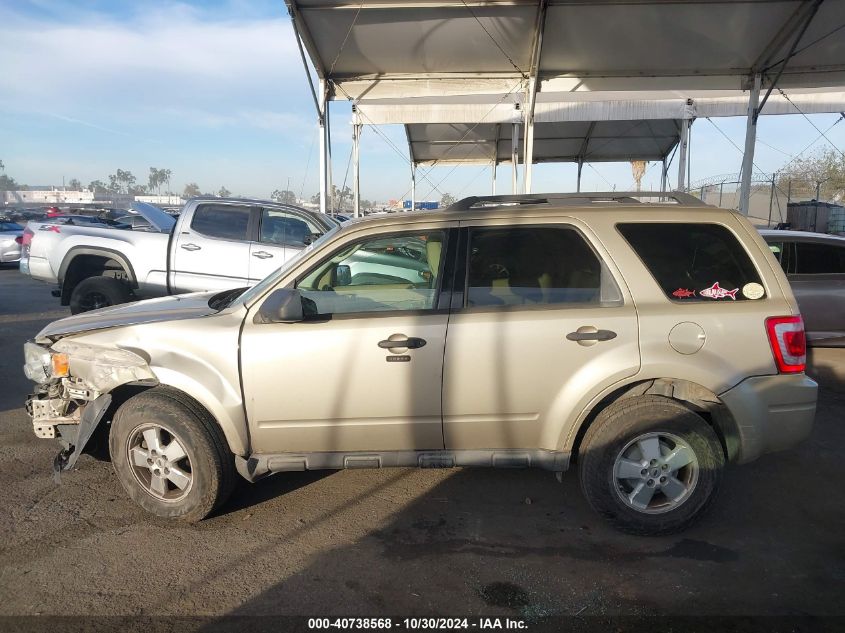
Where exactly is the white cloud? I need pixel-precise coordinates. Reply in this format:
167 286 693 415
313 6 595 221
1 3 304 124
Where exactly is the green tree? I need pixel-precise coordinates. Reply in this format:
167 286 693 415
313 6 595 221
310 192 321 205
88 180 107 194
108 169 136 194
0 174 17 191
271 189 297 204
440 193 455 208
183 182 202 198
218 186 231 198
778 147 845 201
67 178 82 190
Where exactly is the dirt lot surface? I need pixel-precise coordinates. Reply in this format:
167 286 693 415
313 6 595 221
1 265 843 628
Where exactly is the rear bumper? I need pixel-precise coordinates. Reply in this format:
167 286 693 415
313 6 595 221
720 373 818 464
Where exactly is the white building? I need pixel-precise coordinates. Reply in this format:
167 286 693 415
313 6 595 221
2 189 95 205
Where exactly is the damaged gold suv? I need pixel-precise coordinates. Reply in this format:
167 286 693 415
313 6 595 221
23 193 818 535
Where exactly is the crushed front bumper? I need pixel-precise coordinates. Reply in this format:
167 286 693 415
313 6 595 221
26 383 112 477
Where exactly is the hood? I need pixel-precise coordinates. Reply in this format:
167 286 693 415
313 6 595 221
36 292 219 342
130 201 176 233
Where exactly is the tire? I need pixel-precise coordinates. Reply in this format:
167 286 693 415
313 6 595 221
69 276 131 314
578 395 724 536
109 387 236 521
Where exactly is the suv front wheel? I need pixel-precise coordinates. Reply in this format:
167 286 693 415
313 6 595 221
109 387 236 521
579 395 724 536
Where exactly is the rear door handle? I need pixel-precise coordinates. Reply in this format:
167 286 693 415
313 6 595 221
252 251 274 259
378 336 427 351
180 243 201 251
566 328 617 342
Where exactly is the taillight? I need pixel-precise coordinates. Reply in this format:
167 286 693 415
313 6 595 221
765 316 806 373
21 228 34 246
15 236 22 244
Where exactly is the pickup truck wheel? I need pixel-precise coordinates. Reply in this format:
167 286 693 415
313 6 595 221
578 395 724 536
109 388 236 522
69 276 131 314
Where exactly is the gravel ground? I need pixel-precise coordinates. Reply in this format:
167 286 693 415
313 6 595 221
0 265 843 625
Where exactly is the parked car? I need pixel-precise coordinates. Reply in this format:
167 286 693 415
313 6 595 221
760 230 845 348
20 197 339 314
23 192 817 535
0 221 24 263
115 214 153 231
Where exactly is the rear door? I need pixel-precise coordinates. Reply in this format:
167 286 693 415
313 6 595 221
171 202 253 293
788 238 845 347
249 206 330 282
442 218 640 451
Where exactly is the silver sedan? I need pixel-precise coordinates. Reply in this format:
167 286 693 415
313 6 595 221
0 221 24 264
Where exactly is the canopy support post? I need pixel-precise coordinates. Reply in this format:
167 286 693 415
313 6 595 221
491 161 497 195
660 157 668 193
739 73 762 215
511 122 520 194
318 79 328 214
676 117 690 191
352 122 361 218
577 159 583 193
410 164 416 212
523 117 534 194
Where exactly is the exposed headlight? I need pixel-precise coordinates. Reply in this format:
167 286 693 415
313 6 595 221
52 339 152 391
23 342 53 383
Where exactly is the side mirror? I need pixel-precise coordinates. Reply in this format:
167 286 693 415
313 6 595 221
331 264 352 287
254 288 305 324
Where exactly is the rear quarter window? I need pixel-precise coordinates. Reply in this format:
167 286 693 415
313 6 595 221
617 222 765 302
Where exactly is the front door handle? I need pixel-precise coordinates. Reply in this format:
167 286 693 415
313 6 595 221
378 335 427 352
180 243 201 251
252 251 274 259
566 327 617 344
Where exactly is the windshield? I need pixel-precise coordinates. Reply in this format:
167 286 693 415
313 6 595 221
234 224 341 307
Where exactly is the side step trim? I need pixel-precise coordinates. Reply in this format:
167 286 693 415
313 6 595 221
235 449 571 482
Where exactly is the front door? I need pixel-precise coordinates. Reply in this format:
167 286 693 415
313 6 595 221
241 225 453 454
442 220 640 451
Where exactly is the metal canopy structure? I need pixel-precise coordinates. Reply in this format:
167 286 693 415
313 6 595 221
285 0 845 214
406 119 680 165
355 88 845 202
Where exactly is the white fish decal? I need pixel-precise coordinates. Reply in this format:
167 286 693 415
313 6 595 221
700 282 738 300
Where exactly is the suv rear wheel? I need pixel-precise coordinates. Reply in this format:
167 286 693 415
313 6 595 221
109 387 236 521
578 395 724 536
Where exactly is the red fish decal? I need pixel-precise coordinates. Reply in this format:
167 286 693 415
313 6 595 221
672 288 696 298
699 282 738 300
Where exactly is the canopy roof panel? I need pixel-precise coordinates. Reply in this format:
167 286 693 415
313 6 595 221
288 0 845 99
406 119 680 165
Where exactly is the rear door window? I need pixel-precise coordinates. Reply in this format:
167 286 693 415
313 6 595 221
618 223 765 301
794 242 845 275
465 226 622 307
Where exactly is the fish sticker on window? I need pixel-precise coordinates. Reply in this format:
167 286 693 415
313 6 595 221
700 282 738 300
671 288 696 298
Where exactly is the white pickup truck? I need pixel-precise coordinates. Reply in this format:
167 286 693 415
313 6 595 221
20 197 338 313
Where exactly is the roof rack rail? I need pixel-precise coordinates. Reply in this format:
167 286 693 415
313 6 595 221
446 191 707 211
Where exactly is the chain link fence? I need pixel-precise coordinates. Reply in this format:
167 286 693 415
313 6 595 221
690 173 845 228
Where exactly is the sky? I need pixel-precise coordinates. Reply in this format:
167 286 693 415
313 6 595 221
1 0 844 203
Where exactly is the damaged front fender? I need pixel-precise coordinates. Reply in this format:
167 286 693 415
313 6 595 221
51 339 156 392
